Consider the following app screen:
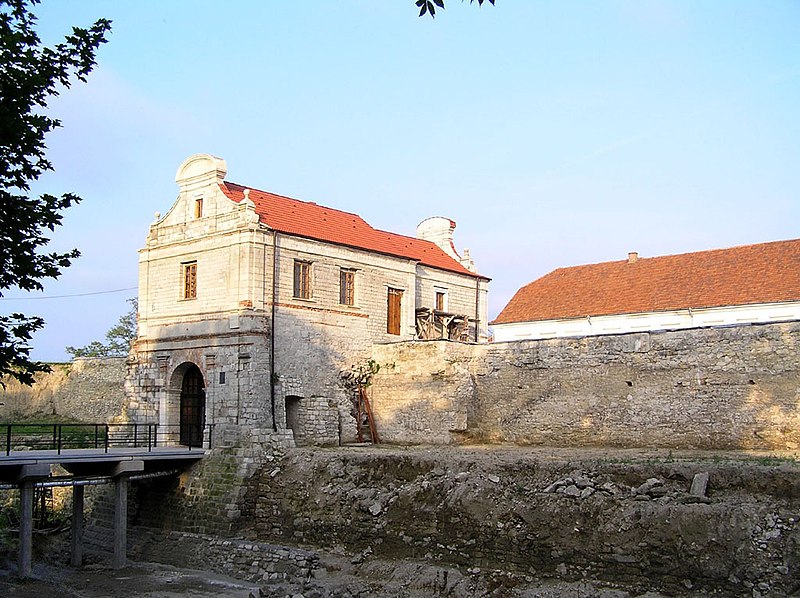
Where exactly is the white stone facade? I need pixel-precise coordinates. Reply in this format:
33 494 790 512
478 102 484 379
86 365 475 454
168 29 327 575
129 154 489 447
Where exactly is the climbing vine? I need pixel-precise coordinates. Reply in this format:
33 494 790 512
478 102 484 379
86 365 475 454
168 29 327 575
340 359 387 390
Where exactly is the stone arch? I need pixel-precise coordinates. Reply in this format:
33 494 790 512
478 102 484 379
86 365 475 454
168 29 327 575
167 362 206 447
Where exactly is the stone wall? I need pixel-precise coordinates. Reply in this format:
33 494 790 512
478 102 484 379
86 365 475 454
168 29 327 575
0 357 128 422
131 531 318 584
370 321 800 450
82 427 293 553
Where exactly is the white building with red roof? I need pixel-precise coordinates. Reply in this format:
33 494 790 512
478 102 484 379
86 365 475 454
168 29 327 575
492 240 800 342
130 154 489 446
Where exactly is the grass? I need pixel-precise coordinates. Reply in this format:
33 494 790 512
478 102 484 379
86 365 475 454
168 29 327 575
0 414 102 451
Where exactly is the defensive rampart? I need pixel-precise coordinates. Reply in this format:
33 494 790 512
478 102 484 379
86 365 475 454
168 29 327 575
370 321 800 450
0 357 128 422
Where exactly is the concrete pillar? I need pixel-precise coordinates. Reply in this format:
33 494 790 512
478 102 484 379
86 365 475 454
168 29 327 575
18 482 33 578
16 464 49 579
113 476 128 569
111 460 142 569
71 484 84 567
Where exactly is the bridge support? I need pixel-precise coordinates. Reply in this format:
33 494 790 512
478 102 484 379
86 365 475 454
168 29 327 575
113 476 128 568
16 464 50 578
19 481 33 578
112 460 143 569
71 484 84 567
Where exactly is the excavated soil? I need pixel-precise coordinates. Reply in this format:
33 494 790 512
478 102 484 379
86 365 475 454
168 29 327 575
239 445 800 596
3 445 800 597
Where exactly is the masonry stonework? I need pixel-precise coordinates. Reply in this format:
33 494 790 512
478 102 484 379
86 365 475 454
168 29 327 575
370 321 800 450
128 154 488 448
0 357 127 422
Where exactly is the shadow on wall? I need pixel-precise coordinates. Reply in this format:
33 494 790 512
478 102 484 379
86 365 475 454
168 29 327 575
271 306 375 446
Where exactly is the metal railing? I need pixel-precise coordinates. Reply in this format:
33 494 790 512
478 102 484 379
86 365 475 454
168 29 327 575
1 423 213 456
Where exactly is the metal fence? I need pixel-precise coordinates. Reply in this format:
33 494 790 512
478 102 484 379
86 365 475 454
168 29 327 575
2 423 213 456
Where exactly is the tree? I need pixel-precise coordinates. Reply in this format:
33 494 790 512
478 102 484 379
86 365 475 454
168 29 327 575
66 298 137 359
416 0 495 18
0 1 111 384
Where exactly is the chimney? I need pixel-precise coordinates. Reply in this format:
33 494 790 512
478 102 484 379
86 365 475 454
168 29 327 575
416 216 478 272
627 251 639 264
416 216 458 259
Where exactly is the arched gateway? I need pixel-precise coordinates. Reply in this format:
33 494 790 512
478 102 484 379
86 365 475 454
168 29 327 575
179 364 205 447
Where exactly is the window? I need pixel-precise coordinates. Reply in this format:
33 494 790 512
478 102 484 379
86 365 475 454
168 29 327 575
435 290 446 311
340 269 355 306
293 260 312 299
387 288 403 335
194 198 203 219
183 261 197 299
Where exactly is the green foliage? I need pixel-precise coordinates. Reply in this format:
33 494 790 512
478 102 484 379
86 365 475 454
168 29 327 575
66 298 137 358
340 359 395 389
416 0 495 19
0 0 111 385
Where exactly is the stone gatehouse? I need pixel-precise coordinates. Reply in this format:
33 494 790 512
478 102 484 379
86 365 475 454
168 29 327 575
127 154 490 447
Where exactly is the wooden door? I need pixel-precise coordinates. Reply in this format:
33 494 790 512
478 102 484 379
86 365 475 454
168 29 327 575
387 288 402 335
180 365 205 447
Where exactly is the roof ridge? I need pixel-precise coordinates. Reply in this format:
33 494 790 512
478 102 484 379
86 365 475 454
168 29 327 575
224 180 370 219
494 237 800 325
546 237 800 272
218 180 485 279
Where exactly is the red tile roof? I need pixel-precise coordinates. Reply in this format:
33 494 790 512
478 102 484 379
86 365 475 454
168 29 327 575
492 239 800 325
220 182 485 279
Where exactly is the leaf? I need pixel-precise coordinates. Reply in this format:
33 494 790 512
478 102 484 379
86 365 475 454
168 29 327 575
0 1 111 385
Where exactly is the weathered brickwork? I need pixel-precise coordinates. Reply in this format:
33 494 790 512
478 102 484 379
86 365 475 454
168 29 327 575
129 154 488 448
82 429 291 555
0 357 127 422
371 321 800 450
132 531 319 584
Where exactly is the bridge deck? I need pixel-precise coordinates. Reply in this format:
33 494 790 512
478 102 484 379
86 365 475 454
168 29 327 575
0 446 206 466
0 424 210 577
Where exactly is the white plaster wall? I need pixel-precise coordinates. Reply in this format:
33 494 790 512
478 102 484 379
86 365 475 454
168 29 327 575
491 301 800 341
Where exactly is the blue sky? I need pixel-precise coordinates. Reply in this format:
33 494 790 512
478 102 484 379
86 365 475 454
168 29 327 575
3 0 799 362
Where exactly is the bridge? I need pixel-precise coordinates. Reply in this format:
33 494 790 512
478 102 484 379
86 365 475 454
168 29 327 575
0 423 209 578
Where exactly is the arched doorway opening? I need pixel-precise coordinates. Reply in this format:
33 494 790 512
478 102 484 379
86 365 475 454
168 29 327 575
180 364 205 447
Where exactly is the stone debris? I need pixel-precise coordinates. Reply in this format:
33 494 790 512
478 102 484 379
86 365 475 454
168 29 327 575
690 471 710 497
634 478 663 495
541 471 716 503
541 472 628 499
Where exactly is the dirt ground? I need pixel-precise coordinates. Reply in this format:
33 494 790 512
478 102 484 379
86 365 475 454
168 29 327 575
3 445 799 597
0 561 260 597
0 556 671 598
